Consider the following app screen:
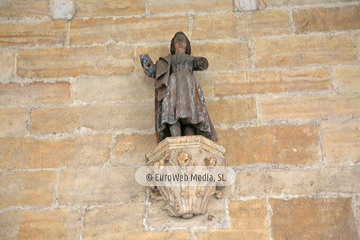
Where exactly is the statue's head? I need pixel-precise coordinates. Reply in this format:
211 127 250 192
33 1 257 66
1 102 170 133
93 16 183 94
170 32 191 55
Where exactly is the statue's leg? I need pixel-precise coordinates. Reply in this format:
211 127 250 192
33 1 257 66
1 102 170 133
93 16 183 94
169 122 181 136
183 125 195 136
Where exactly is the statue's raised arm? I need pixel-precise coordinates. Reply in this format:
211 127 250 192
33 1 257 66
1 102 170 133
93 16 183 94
140 54 156 78
139 32 217 143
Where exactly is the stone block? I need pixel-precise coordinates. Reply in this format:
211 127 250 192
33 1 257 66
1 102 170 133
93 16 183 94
58 166 146 205
0 171 57 209
236 166 360 197
49 0 76 20
217 124 320 166
206 98 257 126
77 0 146 17
17 46 134 78
0 50 14 80
294 5 360 33
129 230 191 240
75 75 154 102
197 199 268 239
193 10 290 40
356 197 360 238
263 0 358 7
234 0 266 11
0 212 18 240
0 135 111 170
270 198 358 239
0 0 49 18
147 0 232 14
17 210 82 240
0 82 71 105
334 65 360 92
320 120 360 166
260 93 360 121
83 203 190 240
214 68 332 96
0 107 29 137
192 41 252 71
254 34 358 68
0 20 67 47
83 205 145 239
70 16 188 45
30 107 79 134
79 102 154 131
113 133 157 165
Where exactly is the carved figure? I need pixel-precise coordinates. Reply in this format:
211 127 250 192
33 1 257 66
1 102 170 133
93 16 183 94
140 32 217 143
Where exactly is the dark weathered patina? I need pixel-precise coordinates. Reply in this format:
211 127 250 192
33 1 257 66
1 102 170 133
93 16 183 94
140 32 217 143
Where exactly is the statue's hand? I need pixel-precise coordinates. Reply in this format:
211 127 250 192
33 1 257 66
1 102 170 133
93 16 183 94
195 57 209 71
140 54 156 78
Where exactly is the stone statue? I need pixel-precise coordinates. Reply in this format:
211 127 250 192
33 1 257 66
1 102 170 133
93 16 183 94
140 32 217 143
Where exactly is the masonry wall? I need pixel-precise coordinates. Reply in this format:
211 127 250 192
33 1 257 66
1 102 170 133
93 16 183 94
0 0 360 239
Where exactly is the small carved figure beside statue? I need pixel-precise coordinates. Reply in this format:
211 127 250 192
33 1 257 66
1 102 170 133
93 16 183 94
140 32 227 219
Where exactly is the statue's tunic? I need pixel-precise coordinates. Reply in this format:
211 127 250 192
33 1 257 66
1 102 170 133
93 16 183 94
155 53 217 142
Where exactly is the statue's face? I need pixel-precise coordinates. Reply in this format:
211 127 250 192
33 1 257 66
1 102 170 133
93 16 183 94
174 34 187 54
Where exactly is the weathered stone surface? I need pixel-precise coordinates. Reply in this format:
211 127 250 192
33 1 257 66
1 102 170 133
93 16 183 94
193 10 290 40
77 0 146 17
0 211 18 240
217 124 320 166
356 197 360 238
58 166 146 205
17 209 82 240
130 230 191 240
260 93 360 121
295 6 360 33
147 0 232 14
270 198 358 240
206 98 257 126
254 34 358 68
234 0 266 11
0 50 14 80
193 71 214 97
146 136 227 219
79 102 153 131
0 135 111 170
236 167 360 197
197 200 268 239
70 16 188 45
0 82 71 105
320 120 360 166
113 133 157 165
0 107 29 137
147 195 228 229
0 20 67 47
30 107 79 134
17 46 134 78
264 0 358 7
198 230 266 240
0 171 57 209
83 205 145 239
214 68 332 96
0 0 50 18
49 0 76 20
75 75 153 102
84 204 190 240
334 65 360 92
136 45 169 73
192 42 252 71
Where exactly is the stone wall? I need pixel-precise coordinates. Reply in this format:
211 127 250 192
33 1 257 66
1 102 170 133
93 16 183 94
1 0 360 239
